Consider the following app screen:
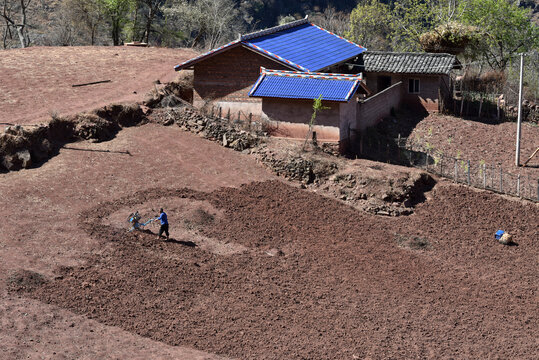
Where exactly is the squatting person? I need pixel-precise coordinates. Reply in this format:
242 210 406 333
155 208 169 241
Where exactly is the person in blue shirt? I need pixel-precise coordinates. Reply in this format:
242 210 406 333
155 208 169 241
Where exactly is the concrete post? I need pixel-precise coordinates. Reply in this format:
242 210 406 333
515 53 524 166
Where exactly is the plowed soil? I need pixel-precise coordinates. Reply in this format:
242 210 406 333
407 114 539 177
1 47 538 359
7 173 539 358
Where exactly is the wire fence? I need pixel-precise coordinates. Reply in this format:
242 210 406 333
355 133 539 202
202 105 265 133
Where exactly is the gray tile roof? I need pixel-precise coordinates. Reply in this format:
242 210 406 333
361 51 458 75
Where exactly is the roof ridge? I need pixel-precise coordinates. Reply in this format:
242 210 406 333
240 17 309 41
262 68 362 80
365 51 455 57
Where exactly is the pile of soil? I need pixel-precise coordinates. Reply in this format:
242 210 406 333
10 180 539 359
143 72 194 108
254 139 435 215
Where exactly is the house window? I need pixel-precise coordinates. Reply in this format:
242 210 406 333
408 79 420 94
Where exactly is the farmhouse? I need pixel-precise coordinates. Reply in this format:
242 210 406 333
174 17 366 116
174 18 460 151
249 68 370 140
355 51 459 113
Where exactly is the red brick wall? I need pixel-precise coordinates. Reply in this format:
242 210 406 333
261 98 341 127
364 72 445 112
193 46 289 106
400 75 441 112
355 81 402 131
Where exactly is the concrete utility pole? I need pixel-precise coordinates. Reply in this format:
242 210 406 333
515 53 524 167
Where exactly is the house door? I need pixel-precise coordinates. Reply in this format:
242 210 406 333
377 75 392 92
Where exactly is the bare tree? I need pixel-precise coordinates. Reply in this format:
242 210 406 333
310 6 350 36
1 0 31 48
162 0 243 50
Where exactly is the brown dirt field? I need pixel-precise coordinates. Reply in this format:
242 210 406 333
0 46 197 127
0 124 272 359
1 46 538 359
1 123 538 359
406 114 539 177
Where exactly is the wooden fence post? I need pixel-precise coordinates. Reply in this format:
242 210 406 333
249 113 252 131
227 108 230 120
219 107 222 119
425 150 429 169
440 155 444 176
483 163 487 188
467 160 471 185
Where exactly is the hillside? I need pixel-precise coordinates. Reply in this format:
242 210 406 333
0 45 538 360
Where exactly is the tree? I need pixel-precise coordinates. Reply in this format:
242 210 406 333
162 0 243 49
346 0 392 50
460 0 539 70
62 0 104 45
1 0 32 48
303 95 329 151
100 0 133 45
390 0 442 51
310 6 350 36
140 0 164 44
277 14 295 26
347 0 470 52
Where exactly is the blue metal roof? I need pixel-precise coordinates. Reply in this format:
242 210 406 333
175 18 366 72
249 69 363 102
245 23 364 72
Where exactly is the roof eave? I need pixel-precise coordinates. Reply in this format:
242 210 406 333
310 49 367 72
174 41 242 71
241 44 301 71
250 94 349 102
